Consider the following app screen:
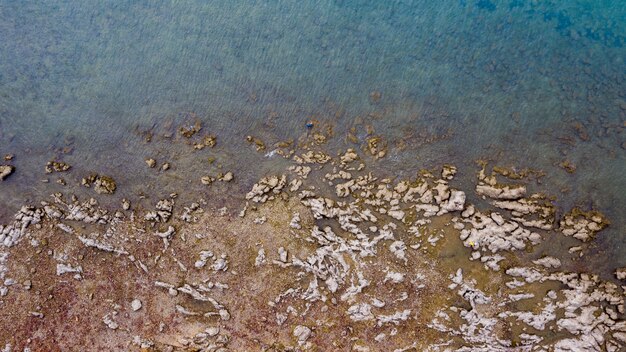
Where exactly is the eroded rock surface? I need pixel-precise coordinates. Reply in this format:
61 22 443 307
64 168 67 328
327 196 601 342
0 149 621 351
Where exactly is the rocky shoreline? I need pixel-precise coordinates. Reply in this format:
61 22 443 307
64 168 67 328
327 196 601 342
0 128 624 351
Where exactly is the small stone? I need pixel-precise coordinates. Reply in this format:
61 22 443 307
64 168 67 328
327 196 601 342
203 135 216 148
201 176 215 185
559 160 576 173
146 158 156 168
246 135 266 151
0 165 15 181
131 299 142 311
45 161 71 173
293 325 312 345
180 120 202 138
218 309 230 320
103 314 119 330
370 91 382 103
161 162 170 171
219 171 234 182
616 268 626 280
206 326 220 337
93 175 117 194
313 133 327 144
122 199 131 210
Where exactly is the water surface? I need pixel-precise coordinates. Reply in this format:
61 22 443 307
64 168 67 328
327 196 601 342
0 0 624 273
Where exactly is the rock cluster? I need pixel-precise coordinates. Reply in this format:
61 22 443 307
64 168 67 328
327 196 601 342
245 175 287 203
45 161 71 173
81 174 117 194
144 198 174 222
560 208 609 242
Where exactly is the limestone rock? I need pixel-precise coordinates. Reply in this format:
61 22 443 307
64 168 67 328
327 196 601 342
559 208 609 242
293 325 312 345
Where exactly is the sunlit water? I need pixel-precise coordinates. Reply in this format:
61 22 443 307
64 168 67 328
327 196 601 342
0 1 624 275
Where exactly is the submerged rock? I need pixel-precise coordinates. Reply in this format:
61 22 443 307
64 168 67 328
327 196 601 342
94 175 117 194
45 161 71 173
219 171 234 182
201 175 215 185
559 208 609 242
0 165 14 181
82 174 117 194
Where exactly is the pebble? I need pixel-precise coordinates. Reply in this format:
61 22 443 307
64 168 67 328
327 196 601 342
131 299 142 311
0 165 15 181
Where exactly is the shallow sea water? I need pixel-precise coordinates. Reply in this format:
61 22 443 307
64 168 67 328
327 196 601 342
0 1 625 275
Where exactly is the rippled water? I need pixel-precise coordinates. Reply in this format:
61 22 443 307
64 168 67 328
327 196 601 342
0 1 624 273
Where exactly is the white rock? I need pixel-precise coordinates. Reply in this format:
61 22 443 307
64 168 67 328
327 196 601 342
255 248 266 266
533 256 561 268
131 299 142 311
476 184 526 200
206 326 220 337
103 314 119 329
293 325 312 345
348 303 374 321
384 271 405 284
442 190 466 212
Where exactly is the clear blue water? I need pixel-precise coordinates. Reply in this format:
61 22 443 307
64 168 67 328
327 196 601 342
0 1 624 274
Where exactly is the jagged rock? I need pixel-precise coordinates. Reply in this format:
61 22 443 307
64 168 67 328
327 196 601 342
246 175 287 203
45 161 71 173
81 174 117 194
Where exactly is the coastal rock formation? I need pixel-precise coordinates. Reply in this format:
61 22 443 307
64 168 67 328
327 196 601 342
0 148 622 351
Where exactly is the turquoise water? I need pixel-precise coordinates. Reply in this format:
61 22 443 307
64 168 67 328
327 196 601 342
0 1 625 272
